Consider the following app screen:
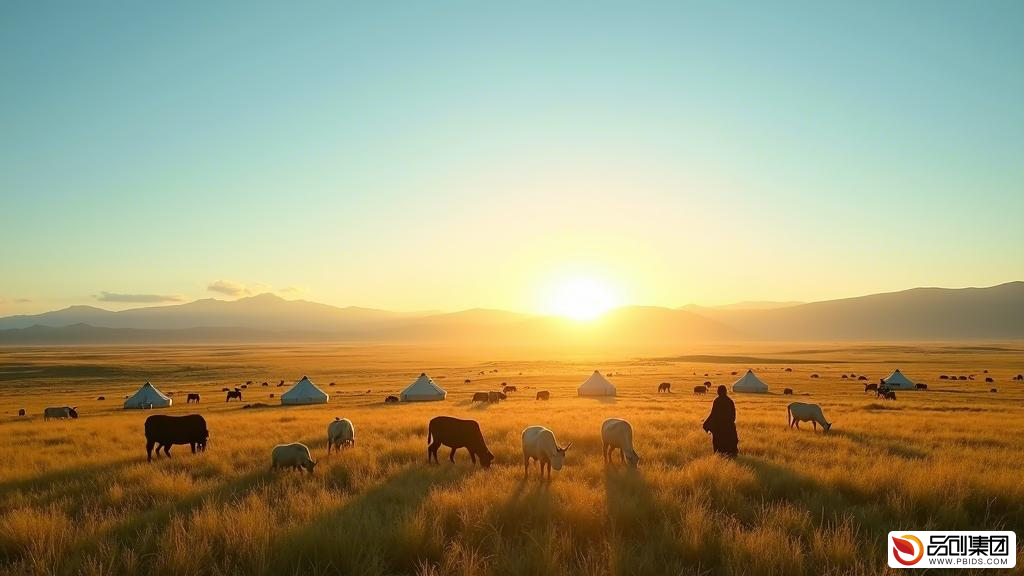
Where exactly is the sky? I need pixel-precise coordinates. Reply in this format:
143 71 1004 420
1 1 1022 316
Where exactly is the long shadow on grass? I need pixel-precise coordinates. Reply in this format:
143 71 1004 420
603 466 699 575
273 464 474 574
0 456 139 504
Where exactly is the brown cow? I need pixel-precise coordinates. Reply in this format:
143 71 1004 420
658 382 671 393
226 390 243 402
427 416 493 468
187 393 200 404
864 383 878 393
536 391 550 400
472 392 490 403
783 388 793 395
915 383 928 390
693 386 707 395
503 385 518 394
385 395 399 403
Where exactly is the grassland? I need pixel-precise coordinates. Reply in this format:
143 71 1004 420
0 343 1022 575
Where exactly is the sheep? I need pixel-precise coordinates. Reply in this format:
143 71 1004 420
787 402 832 432
522 425 571 479
601 418 639 468
271 443 316 473
327 417 355 454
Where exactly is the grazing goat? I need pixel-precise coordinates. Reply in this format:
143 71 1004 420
522 426 571 479
327 417 355 454
787 402 832 432
271 443 317 473
601 418 639 468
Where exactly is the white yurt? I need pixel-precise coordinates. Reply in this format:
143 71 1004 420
882 369 914 389
578 370 617 397
400 373 446 402
280 376 329 405
731 370 769 393
124 381 172 409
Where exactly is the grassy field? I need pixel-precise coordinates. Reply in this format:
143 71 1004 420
0 343 1022 575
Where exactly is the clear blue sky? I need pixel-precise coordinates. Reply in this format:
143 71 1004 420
1 1 1022 315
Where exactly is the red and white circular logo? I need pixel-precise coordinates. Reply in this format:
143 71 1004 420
892 534 924 566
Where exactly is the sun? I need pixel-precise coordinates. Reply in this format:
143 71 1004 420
544 277 618 321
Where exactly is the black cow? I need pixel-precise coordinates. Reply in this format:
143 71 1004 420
385 395 399 403
693 386 707 395
783 388 793 395
145 414 208 462
187 393 200 404
658 382 671 393
488 391 506 403
472 392 490 403
226 390 243 402
503 385 517 394
97 396 105 400
985 377 994 383
915 383 928 390
864 383 878 393
18 408 25 416
536 390 550 400
427 416 493 468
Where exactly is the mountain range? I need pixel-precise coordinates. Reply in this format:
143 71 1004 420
0 282 1021 345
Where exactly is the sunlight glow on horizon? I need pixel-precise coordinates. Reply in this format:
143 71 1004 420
542 276 619 321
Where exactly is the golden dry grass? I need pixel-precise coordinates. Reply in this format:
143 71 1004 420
0 343 1022 575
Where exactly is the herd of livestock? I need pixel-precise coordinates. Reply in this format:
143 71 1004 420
25 369 1018 475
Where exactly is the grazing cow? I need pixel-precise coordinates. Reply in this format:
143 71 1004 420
864 383 878 393
693 386 707 395
271 443 317 473
658 382 672 393
221 387 230 392
810 374 819 379
784 368 792 372
990 388 998 393
858 376 868 381
97 396 105 400
327 417 355 454
915 383 928 390
226 390 243 402
145 414 208 461
464 379 472 384
269 394 275 398
522 425 572 479
472 392 490 403
488 391 506 403
187 393 200 404
703 381 712 387
329 382 335 387
731 371 737 376
18 408 25 416
503 385 518 394
939 375 949 380
985 377 994 383
787 402 832 432
783 388 793 395
278 381 285 387
601 418 639 468
881 390 896 400
427 416 493 468
43 406 78 420
842 374 848 379
1014 374 1023 381
536 391 550 400
958 376 968 381
385 395 399 403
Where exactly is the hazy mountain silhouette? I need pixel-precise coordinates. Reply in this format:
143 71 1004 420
0 283 1021 344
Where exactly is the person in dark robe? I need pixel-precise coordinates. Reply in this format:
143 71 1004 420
702 385 738 457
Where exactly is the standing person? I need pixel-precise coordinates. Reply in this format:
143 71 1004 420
702 385 738 457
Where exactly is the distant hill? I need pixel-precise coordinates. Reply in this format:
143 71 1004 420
687 282 1024 340
0 283 1021 344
